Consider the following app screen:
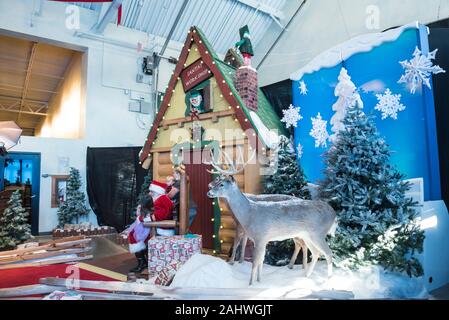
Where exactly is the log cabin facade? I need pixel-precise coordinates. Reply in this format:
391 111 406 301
139 26 287 253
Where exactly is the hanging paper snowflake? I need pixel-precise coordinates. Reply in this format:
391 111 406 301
299 80 308 95
309 113 329 148
398 47 446 94
281 104 303 129
375 89 406 120
297 143 303 158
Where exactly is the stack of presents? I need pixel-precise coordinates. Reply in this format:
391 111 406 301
148 234 202 286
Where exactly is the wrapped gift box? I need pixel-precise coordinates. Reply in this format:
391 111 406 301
148 234 202 274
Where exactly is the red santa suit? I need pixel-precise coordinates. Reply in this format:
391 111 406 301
127 212 152 254
149 181 175 237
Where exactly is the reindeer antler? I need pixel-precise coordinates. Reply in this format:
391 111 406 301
205 147 256 176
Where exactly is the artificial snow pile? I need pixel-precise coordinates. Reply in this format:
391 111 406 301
170 254 428 300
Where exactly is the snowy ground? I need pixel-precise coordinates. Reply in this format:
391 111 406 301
169 254 428 300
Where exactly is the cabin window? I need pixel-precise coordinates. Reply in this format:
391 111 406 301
185 80 213 117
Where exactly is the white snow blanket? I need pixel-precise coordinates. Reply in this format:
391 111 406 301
170 254 428 300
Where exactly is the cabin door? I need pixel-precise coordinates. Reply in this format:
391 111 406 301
183 148 214 249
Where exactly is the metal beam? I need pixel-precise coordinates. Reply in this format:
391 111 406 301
159 0 190 58
0 84 57 94
17 42 38 123
0 104 47 117
93 0 125 34
0 95 48 105
235 0 284 20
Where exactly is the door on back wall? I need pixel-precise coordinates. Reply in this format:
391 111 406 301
0 152 41 235
183 148 214 249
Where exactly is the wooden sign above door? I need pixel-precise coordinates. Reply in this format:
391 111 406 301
180 58 213 92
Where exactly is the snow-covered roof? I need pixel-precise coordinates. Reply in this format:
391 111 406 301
290 22 421 81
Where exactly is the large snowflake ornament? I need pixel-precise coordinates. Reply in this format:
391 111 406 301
375 89 406 120
299 80 308 95
309 113 330 148
281 104 303 129
398 47 446 94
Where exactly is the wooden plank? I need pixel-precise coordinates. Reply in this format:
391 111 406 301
54 239 91 247
0 248 91 264
0 285 66 298
160 110 234 127
0 244 52 257
73 290 160 300
39 278 265 298
75 263 128 282
0 236 89 258
143 221 178 228
0 255 93 270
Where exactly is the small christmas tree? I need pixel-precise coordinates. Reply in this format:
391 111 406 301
0 190 31 250
263 136 311 266
320 102 424 277
138 168 153 205
57 167 89 227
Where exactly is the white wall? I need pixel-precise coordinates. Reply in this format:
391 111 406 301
255 0 449 86
0 0 183 233
11 137 91 232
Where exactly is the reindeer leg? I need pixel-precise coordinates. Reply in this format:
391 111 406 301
299 239 308 270
303 239 320 278
288 238 302 270
309 236 333 278
250 241 266 285
229 229 242 265
239 235 248 264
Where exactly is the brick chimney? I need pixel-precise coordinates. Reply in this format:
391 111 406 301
235 66 258 112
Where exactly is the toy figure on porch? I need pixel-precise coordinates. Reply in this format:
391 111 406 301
235 25 254 66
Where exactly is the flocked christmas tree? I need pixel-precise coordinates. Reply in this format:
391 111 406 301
138 167 153 205
320 101 424 277
57 167 89 227
0 190 31 250
263 136 311 266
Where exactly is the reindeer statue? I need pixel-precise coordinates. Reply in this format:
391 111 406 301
206 148 337 285
208 177 309 269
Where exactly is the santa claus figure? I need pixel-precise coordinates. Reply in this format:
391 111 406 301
148 180 175 237
127 181 174 273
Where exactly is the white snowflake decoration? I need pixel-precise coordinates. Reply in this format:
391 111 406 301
398 47 446 94
299 80 308 95
297 143 303 158
375 89 406 120
309 113 330 148
281 104 303 129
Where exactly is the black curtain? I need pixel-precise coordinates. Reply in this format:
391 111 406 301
86 147 146 232
261 79 293 119
428 24 449 207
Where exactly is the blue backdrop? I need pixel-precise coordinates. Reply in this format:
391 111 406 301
292 25 441 201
